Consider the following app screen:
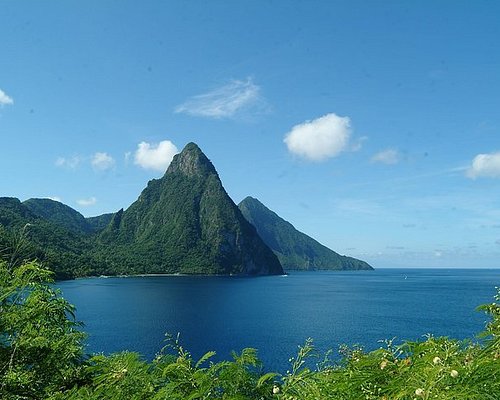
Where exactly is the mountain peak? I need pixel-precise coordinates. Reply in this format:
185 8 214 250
241 195 258 203
101 142 283 276
241 196 265 208
183 142 203 152
166 142 217 177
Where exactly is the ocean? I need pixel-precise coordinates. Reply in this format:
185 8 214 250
57 268 500 372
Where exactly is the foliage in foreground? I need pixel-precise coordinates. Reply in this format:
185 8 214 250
1 260 499 400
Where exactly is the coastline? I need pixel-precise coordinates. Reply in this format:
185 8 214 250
71 272 289 281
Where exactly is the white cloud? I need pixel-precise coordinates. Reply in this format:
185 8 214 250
175 77 267 119
134 140 178 172
124 151 132 164
91 152 115 171
77 197 97 207
371 148 400 165
466 152 500 179
0 89 13 106
283 113 351 161
55 156 82 169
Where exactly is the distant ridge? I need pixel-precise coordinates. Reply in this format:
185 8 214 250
0 197 90 279
23 198 92 234
238 196 372 271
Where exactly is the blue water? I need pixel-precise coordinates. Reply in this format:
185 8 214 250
57 269 499 372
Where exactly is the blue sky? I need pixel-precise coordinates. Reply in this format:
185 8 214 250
1 1 500 268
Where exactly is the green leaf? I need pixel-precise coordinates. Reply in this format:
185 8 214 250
195 351 216 368
257 372 279 387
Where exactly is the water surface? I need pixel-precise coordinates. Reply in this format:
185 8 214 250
58 269 500 371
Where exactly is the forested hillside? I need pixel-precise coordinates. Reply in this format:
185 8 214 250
239 196 372 271
0 143 283 278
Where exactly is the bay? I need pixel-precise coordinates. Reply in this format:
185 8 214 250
57 268 500 372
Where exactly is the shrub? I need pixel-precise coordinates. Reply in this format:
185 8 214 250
1 260 499 399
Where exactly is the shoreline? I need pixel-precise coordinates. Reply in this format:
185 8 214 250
72 272 289 280
62 268 380 282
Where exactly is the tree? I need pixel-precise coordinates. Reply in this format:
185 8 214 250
0 260 85 399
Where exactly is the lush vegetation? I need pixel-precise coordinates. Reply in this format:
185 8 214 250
85 213 114 233
1 258 499 399
99 143 282 276
239 196 372 271
0 198 97 279
0 143 283 279
23 198 94 235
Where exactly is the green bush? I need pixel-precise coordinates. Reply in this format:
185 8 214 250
1 261 499 399
0 260 85 399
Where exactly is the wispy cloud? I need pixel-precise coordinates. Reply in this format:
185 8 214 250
55 156 82 169
134 140 178 172
175 77 267 119
351 136 367 152
466 151 500 179
0 89 13 106
56 152 117 171
284 113 351 161
91 152 115 171
77 197 97 207
371 148 400 165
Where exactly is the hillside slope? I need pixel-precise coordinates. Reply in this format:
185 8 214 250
239 196 372 271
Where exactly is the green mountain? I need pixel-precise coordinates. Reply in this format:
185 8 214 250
0 143 283 278
23 198 114 234
23 198 92 234
238 196 372 271
3 143 371 278
0 197 93 279
0 197 35 229
98 143 283 276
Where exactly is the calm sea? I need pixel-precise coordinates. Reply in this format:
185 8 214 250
57 269 499 372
